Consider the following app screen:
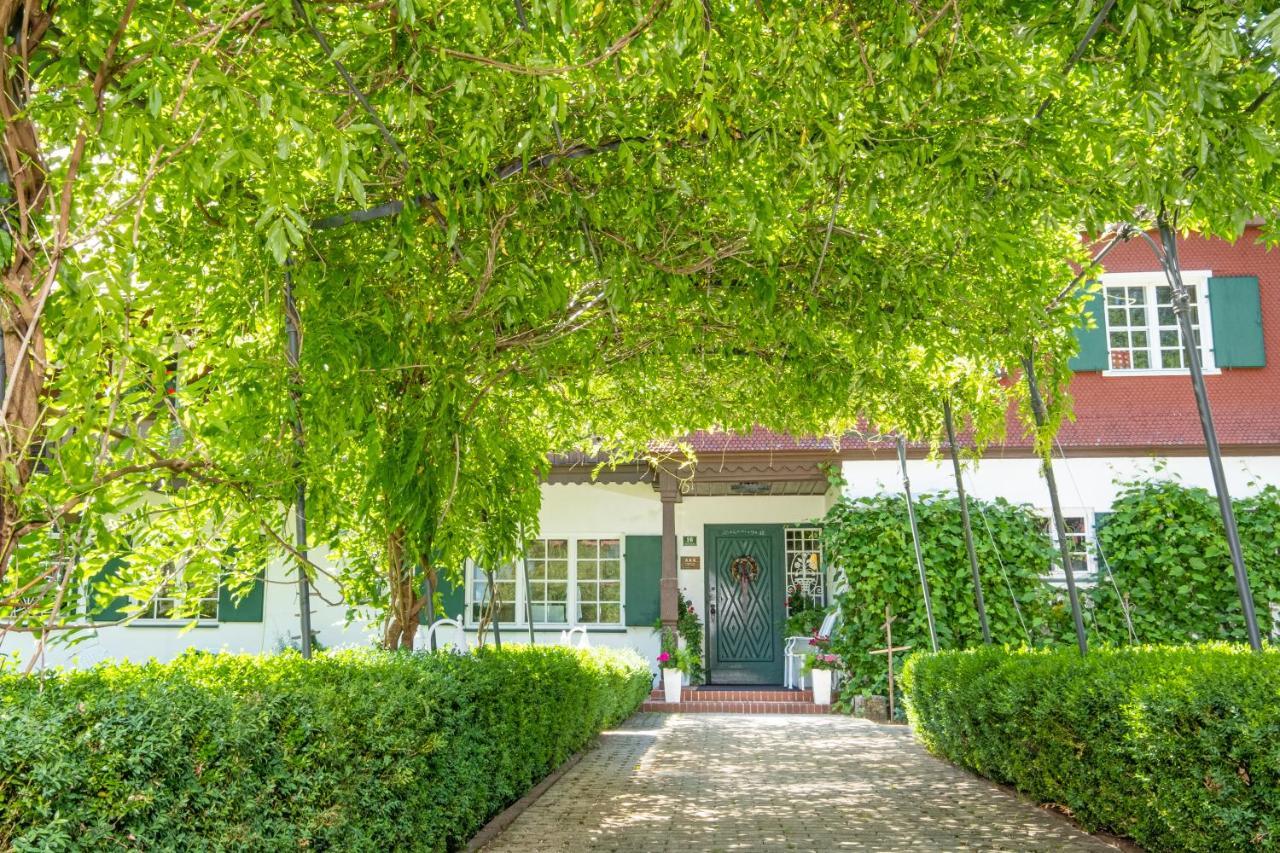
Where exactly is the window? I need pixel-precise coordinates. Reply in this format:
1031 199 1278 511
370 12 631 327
1103 271 1214 372
527 538 569 623
469 535 624 627
785 527 824 611
575 538 621 624
134 563 218 621
1039 513 1095 584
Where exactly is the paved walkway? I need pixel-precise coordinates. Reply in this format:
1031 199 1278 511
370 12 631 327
481 713 1122 852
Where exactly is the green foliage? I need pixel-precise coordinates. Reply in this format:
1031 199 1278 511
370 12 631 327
653 592 704 682
903 645 1280 852
784 584 827 638
1089 479 1280 644
675 592 705 684
0 646 650 850
823 492 1060 695
7 0 1280 643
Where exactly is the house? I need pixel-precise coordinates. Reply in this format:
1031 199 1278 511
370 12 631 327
7 228 1277 677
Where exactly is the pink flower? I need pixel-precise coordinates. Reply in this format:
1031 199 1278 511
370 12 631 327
657 652 671 663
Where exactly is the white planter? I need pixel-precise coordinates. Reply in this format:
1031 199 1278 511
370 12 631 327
663 668 683 703
812 668 833 705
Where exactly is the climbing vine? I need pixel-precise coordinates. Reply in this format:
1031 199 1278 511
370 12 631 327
823 492 1061 696
1089 479 1280 645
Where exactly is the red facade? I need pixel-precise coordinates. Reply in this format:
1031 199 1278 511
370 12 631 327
665 228 1279 459
1057 226 1280 454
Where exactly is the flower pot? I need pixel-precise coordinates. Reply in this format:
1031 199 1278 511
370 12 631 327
812 668 833 705
663 667 683 703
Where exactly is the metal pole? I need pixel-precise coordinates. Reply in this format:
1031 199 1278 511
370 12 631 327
1021 354 1088 656
943 399 991 645
284 266 312 659
897 436 938 653
1155 217 1262 651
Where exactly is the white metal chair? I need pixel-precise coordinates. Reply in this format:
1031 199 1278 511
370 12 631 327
784 609 839 690
559 625 590 649
419 617 469 653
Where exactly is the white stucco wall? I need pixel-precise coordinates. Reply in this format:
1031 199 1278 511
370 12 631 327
1 545 387 671
841 454 1280 510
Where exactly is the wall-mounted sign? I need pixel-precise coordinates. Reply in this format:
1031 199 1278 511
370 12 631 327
682 535 698 546
680 556 701 571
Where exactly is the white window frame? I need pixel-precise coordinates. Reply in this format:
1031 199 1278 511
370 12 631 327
1042 509 1097 586
1100 270 1218 376
466 533 626 629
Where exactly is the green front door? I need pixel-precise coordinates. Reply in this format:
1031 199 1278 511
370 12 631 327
705 524 785 684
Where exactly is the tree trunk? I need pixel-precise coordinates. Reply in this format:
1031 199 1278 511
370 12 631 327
0 0 54 587
381 527 430 650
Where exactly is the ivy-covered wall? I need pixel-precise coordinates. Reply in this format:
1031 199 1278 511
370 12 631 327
1089 480 1280 645
824 480 1280 696
823 492 1060 696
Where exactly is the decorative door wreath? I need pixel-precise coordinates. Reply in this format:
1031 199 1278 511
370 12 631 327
729 555 760 595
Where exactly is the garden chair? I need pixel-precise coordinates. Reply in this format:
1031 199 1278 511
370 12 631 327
559 625 590 649
784 609 839 690
419 617 469 653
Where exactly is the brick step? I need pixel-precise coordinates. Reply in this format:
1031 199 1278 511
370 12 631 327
648 688 814 703
640 699 830 714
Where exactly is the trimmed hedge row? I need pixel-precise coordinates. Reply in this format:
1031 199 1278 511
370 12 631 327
0 645 651 851
902 644 1280 852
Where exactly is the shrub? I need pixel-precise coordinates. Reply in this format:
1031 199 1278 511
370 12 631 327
903 644 1280 852
0 645 650 851
823 492 1060 695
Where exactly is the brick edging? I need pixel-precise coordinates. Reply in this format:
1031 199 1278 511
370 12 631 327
465 737 597 851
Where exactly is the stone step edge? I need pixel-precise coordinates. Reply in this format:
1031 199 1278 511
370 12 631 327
648 690 814 702
640 700 831 714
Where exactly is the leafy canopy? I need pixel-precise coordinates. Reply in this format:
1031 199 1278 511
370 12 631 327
2 0 1278 640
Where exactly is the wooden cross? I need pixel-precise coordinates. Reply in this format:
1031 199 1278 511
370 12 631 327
868 604 912 723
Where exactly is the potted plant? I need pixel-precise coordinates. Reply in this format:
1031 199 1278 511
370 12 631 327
657 629 694 702
803 632 842 705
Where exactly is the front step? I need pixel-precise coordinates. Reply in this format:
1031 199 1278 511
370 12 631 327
642 700 830 714
640 686 829 714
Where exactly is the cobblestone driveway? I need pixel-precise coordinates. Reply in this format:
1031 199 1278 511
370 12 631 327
481 712 1122 852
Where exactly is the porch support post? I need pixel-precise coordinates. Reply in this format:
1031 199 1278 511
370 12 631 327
943 399 992 645
659 472 681 628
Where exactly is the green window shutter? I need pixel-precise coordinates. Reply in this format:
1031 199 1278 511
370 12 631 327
1208 276 1265 368
428 569 466 623
87 556 130 622
624 534 662 627
1068 289 1109 372
218 570 265 622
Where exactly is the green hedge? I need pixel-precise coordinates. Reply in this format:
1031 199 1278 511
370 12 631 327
0 645 650 851
903 644 1280 851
